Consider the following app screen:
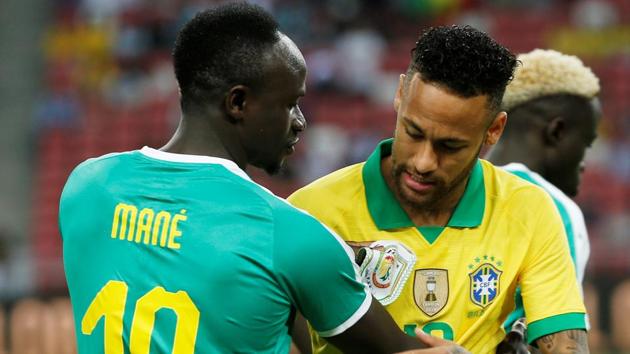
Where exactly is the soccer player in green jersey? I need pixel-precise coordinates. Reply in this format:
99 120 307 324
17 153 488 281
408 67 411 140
289 26 591 354
59 3 467 354
487 49 602 336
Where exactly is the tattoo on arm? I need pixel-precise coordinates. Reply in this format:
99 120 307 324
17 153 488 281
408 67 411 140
540 335 555 351
536 330 588 354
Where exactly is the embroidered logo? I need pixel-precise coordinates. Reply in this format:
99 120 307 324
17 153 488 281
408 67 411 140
413 269 449 316
355 240 416 305
469 262 502 308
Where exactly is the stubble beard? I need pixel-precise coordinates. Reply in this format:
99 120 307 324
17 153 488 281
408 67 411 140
391 155 478 213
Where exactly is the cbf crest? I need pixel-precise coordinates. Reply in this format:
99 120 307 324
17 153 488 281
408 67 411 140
413 269 448 316
469 262 502 308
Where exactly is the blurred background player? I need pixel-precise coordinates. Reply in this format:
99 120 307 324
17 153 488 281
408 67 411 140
487 49 601 339
289 25 589 354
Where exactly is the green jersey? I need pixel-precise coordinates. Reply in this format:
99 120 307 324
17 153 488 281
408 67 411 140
501 162 590 331
59 147 371 354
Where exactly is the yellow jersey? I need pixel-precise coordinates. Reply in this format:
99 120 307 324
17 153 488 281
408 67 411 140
288 139 586 354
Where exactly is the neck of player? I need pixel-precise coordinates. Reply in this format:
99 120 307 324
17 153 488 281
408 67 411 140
487 141 543 176
160 111 248 171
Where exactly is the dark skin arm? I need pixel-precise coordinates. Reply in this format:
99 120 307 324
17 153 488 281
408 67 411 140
398 329 471 354
290 244 467 354
290 245 467 353
293 301 468 354
291 312 312 354
535 330 589 354
324 299 467 354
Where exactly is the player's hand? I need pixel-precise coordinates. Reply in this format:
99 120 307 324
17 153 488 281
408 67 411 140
496 318 530 354
395 329 471 354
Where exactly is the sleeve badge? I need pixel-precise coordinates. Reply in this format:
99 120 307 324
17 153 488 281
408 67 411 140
355 240 416 306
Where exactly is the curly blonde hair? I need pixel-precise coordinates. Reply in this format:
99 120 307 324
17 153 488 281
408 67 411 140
502 49 600 111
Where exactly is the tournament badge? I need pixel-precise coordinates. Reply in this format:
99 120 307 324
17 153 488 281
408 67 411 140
469 262 502 308
356 240 416 305
413 269 449 316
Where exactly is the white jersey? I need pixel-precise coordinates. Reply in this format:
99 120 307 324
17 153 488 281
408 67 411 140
502 163 589 286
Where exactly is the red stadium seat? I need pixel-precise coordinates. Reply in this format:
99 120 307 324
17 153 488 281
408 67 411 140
9 298 45 354
41 297 77 354
611 279 630 351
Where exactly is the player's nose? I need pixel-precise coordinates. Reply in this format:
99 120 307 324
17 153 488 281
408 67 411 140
412 142 438 174
292 106 306 132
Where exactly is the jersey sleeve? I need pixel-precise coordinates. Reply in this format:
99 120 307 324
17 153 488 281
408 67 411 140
272 205 372 337
520 192 587 343
287 187 329 225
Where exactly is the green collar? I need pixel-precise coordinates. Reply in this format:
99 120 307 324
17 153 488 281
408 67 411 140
362 139 485 230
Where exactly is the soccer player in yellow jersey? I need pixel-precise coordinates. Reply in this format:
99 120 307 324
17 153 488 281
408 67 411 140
289 26 589 354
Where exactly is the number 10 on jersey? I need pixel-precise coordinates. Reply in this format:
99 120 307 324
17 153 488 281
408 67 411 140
81 280 200 353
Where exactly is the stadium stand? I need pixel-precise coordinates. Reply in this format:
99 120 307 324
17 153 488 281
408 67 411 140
1 0 626 353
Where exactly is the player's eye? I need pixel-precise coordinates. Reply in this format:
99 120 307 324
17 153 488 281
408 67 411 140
405 126 423 139
439 143 464 153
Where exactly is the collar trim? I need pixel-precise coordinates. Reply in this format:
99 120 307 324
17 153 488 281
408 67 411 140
139 147 251 181
362 139 485 230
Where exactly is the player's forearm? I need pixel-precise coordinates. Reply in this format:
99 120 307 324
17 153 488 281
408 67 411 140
535 330 589 354
291 312 312 354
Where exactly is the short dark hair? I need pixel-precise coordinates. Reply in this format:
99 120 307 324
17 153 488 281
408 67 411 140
172 2 280 110
408 25 517 111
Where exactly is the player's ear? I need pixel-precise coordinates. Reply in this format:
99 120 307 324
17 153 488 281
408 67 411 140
544 116 566 146
485 111 507 146
393 74 405 112
225 85 250 123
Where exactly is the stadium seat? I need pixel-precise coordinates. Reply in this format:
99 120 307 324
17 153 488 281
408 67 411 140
39 297 76 354
0 305 5 354
611 279 630 351
9 298 45 354
50 297 77 354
